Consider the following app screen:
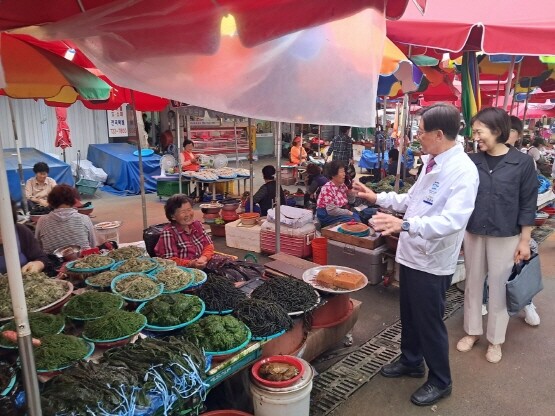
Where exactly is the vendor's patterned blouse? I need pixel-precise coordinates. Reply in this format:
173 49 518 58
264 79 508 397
317 181 349 209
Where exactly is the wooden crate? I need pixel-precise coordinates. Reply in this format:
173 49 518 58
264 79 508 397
321 224 384 250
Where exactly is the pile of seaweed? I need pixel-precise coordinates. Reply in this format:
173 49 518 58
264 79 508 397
41 337 206 416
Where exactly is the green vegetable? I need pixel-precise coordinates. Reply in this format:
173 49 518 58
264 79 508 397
251 276 318 313
63 291 123 320
155 267 193 291
153 257 176 267
233 299 292 338
86 270 120 287
182 315 248 352
41 337 206 415
116 258 156 273
196 274 246 312
141 294 202 327
191 269 206 283
0 273 67 318
0 312 64 347
34 334 90 370
107 246 144 261
114 274 160 300
72 254 113 269
83 310 146 341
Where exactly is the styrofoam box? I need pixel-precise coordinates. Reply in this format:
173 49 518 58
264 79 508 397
327 239 388 285
225 219 262 253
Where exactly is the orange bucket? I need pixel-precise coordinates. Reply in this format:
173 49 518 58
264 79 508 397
311 237 327 265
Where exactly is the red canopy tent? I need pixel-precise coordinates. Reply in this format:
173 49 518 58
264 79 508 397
387 0 555 55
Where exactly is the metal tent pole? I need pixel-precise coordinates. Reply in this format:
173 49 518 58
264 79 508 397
130 92 148 230
234 120 239 168
0 147 42 416
502 56 516 111
7 99 27 212
395 96 408 192
274 122 282 253
176 108 182 194
510 60 523 115
318 125 322 157
248 118 254 213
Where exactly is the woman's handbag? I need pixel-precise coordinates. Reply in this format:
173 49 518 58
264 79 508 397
506 254 543 315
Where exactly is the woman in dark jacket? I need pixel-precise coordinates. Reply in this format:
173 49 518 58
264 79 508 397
304 163 328 207
457 108 538 364
252 165 286 216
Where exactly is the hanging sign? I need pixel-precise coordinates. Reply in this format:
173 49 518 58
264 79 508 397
107 105 128 137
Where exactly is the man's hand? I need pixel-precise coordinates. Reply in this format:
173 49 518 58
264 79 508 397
21 261 44 273
371 212 403 236
514 239 532 263
352 181 377 204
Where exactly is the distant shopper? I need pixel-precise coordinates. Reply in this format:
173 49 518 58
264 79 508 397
25 162 57 210
326 126 353 164
304 164 329 207
386 149 406 176
457 108 537 364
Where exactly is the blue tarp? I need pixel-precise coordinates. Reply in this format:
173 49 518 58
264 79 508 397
3 148 74 202
358 148 414 170
87 143 161 195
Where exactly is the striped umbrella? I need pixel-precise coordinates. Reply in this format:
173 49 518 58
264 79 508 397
461 51 481 136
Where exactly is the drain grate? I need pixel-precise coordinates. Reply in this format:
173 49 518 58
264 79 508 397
310 284 465 416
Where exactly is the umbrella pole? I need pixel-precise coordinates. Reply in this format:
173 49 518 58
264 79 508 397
502 56 516 111
7 99 28 212
130 92 148 230
248 118 254 212
0 148 42 416
176 108 182 195
234 120 239 168
510 61 523 115
522 85 532 121
318 125 322 157
274 122 282 253
395 95 408 192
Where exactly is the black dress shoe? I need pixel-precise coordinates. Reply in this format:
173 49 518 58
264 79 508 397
380 361 426 378
410 382 452 406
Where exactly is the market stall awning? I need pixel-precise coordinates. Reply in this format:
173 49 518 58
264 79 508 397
387 0 555 55
14 1 413 125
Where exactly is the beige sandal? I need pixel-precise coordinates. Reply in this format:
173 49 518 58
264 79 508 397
456 335 479 352
486 344 502 363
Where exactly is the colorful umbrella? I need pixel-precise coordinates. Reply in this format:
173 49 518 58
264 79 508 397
378 38 426 97
461 52 481 136
0 33 111 103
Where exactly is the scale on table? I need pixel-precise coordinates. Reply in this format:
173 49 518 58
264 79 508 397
159 154 176 177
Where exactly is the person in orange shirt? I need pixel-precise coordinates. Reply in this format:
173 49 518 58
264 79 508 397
181 139 200 172
290 136 307 165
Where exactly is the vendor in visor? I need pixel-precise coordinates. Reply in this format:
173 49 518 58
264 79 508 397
290 136 308 165
154 194 214 269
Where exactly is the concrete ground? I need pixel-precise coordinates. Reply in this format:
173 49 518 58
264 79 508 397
82 159 555 416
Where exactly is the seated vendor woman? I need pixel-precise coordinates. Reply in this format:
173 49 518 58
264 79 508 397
154 195 214 269
290 136 308 165
181 139 200 172
0 201 49 274
316 160 360 227
25 162 57 210
35 184 97 255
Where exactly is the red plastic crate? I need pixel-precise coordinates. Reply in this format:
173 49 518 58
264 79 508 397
260 230 313 258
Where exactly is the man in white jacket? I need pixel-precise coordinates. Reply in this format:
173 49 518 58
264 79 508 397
354 103 479 407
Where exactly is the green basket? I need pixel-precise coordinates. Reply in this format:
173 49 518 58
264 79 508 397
76 178 101 196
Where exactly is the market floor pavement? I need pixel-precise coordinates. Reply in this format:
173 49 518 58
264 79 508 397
83 162 555 416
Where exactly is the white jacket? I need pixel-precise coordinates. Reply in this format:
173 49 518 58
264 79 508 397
376 144 479 275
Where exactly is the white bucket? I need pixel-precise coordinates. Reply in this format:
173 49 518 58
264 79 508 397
250 358 313 416
94 221 122 244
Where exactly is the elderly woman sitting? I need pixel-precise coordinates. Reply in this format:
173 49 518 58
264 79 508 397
1 201 49 274
35 184 97 255
154 195 214 269
316 160 360 227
